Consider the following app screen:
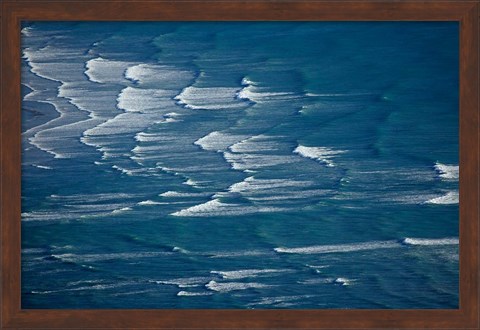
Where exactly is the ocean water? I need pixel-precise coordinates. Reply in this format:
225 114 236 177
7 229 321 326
20 22 459 309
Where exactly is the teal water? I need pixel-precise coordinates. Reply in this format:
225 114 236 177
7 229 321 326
21 22 458 309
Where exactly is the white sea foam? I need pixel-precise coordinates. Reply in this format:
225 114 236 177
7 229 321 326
241 77 254 86
434 162 459 180
80 63 194 162
401 237 459 246
23 50 114 166
134 132 167 142
85 57 134 84
31 281 135 294
62 203 128 212
223 152 299 171
151 277 210 288
172 246 189 254
48 193 138 203
425 191 459 204
21 99 62 135
125 63 194 88
182 178 210 188
229 177 312 193
211 176 327 208
32 164 52 170
31 146 67 159
334 277 353 286
165 112 182 117
30 128 86 159
21 201 135 221
305 92 370 97
211 269 292 280
177 291 213 296
247 189 329 201
112 289 157 297
170 199 234 216
111 165 135 176
248 295 314 307
22 83 40 102
80 81 181 160
229 135 284 153
111 207 132 214
67 279 106 287
297 278 336 285
194 132 248 152
305 264 330 270
275 237 459 255
218 176 331 202
23 77 101 159
23 46 81 83
236 78 295 102
37 90 121 159
159 117 179 124
84 112 167 137
161 113 184 123
137 200 163 206
293 145 346 167
236 87 293 101
57 81 119 115
171 198 285 217
52 251 169 263
160 191 210 198
274 240 400 254
175 86 249 110
117 87 174 112
22 248 47 254
205 280 271 293
208 250 271 258
21 26 34 36
132 145 160 153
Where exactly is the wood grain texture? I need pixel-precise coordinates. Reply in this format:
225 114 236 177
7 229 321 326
458 2 480 328
1 0 478 21
1 1 478 329
1 0 22 328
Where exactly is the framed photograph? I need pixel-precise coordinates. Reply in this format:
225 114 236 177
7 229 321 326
1 0 478 328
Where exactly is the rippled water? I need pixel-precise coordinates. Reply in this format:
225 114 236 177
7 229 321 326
21 22 459 309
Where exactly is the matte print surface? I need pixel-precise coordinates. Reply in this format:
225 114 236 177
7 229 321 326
21 22 459 309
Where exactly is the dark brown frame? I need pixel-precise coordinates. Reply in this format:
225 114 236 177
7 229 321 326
1 0 479 329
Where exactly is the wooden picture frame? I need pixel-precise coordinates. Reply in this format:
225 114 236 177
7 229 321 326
1 0 478 328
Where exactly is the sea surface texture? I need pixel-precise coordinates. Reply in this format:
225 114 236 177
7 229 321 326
21 22 459 309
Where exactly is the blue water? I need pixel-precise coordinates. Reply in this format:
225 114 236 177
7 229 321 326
20 22 459 309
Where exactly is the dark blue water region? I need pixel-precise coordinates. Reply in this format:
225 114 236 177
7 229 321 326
20 21 458 309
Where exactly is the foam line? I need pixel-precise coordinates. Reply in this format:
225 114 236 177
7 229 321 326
160 191 211 198
229 134 284 153
210 269 292 280
194 132 249 152
51 251 170 263
85 57 135 84
205 280 271 293
401 237 459 246
152 276 211 288
274 240 400 254
125 63 195 88
293 145 346 167
425 191 459 205
175 86 249 111
434 162 459 180
237 77 296 102
275 237 459 254
171 199 286 217
177 291 212 296
117 87 174 112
